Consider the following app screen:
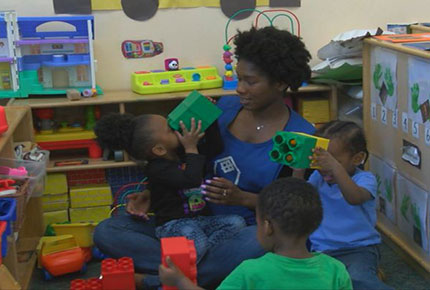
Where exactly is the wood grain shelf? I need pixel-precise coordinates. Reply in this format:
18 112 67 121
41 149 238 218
0 107 41 289
46 158 136 172
377 213 430 273
7 84 332 108
364 37 430 273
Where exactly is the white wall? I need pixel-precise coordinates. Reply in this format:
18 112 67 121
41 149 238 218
2 0 429 90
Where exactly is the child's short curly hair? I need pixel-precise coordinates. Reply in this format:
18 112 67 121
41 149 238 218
234 26 311 91
258 177 322 237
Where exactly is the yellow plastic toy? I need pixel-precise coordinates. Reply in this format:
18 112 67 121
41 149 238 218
131 66 222 95
51 222 97 247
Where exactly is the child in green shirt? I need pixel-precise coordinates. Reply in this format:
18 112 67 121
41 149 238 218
159 177 353 290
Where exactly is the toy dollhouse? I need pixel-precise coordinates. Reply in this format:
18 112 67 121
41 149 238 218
0 12 101 98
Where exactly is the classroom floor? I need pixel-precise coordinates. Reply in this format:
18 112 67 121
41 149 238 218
29 241 430 290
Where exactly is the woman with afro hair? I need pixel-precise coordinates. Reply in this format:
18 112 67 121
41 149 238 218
93 26 315 289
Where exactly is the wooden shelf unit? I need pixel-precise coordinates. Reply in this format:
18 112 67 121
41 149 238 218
0 106 43 290
363 37 430 273
410 24 430 34
7 85 337 172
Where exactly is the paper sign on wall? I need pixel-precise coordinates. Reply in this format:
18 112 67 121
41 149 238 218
408 57 430 125
371 47 398 111
396 174 429 253
369 155 396 224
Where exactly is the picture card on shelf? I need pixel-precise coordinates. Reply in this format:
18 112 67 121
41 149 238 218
396 174 429 253
370 47 398 111
369 154 397 225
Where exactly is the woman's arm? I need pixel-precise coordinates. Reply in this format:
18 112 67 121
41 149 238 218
201 177 258 209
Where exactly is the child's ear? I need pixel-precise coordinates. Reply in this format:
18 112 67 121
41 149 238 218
151 144 167 157
352 151 366 166
264 219 274 236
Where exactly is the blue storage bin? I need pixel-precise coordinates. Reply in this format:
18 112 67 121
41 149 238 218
1 220 7 258
0 198 17 236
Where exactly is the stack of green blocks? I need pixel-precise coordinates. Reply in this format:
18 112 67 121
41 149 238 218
269 131 329 169
168 90 222 132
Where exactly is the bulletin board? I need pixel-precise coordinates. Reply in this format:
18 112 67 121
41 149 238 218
363 38 430 271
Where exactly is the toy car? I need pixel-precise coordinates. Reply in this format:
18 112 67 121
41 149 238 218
40 235 86 280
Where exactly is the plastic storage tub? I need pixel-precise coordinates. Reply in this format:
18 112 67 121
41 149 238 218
0 154 49 197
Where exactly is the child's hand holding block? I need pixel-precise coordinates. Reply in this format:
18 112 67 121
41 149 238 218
269 131 330 169
167 90 222 132
160 237 197 290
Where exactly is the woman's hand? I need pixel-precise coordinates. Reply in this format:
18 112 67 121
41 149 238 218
175 118 205 154
201 177 244 206
126 190 151 220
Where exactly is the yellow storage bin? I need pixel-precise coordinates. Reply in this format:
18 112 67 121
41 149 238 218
69 184 112 208
44 173 68 195
43 210 69 229
51 223 97 247
298 98 331 124
69 206 110 223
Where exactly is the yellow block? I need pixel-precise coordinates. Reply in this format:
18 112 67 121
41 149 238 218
69 184 112 208
36 235 74 268
44 173 68 195
42 200 69 212
43 210 69 229
298 98 331 124
52 223 97 247
35 130 96 143
69 206 110 223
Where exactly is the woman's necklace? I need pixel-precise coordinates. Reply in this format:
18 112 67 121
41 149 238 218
256 124 264 131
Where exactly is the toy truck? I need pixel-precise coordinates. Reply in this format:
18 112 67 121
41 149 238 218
40 235 86 280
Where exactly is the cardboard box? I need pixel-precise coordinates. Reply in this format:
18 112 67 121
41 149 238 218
69 206 110 223
44 173 68 195
69 184 112 208
42 193 69 212
42 210 69 229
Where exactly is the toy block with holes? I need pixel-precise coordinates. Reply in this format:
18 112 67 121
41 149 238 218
269 131 330 169
167 90 222 132
101 257 135 290
70 277 102 290
161 237 197 290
